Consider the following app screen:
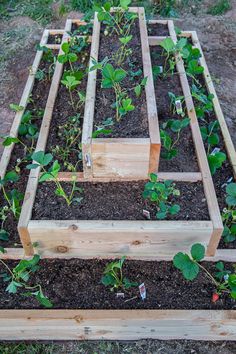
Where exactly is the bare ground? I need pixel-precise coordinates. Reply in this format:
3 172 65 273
0 2 236 353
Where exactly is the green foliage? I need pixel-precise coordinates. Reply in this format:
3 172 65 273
200 120 220 154
0 254 53 308
101 256 138 291
93 117 114 138
27 151 83 206
160 118 190 160
222 183 236 243
207 150 226 175
143 173 180 219
207 0 231 15
0 171 23 219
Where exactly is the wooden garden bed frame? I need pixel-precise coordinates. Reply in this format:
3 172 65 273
0 17 236 343
13 17 222 260
82 7 160 179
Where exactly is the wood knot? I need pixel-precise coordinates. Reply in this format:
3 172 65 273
74 315 83 323
132 240 141 246
56 245 68 253
70 224 78 231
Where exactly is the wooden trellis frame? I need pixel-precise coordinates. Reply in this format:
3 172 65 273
82 7 160 179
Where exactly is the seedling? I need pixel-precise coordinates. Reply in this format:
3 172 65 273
0 254 53 308
93 117 114 138
61 74 83 111
222 183 236 243
52 114 82 171
58 42 78 72
160 118 190 160
200 120 220 155
159 37 188 76
0 171 23 219
91 62 134 121
0 206 10 253
143 173 180 219
168 92 185 116
208 149 226 175
114 34 133 66
37 45 55 63
26 151 83 206
191 84 214 121
101 256 138 291
134 76 148 97
173 243 236 300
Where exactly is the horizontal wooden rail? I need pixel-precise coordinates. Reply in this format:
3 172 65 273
0 309 235 340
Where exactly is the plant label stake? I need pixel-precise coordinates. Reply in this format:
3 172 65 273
175 100 183 115
211 147 220 155
116 292 125 298
85 153 92 168
139 283 146 300
143 209 150 220
158 65 163 73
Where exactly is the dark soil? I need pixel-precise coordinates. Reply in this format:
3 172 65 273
147 23 169 36
45 43 90 172
32 181 209 220
185 73 235 250
94 20 149 138
71 22 93 35
150 47 199 172
0 56 57 248
0 259 234 310
47 34 62 44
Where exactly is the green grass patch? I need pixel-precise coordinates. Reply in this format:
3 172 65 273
207 0 231 15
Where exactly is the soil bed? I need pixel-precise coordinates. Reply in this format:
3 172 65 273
45 43 90 172
47 34 62 44
32 181 209 220
150 47 199 172
0 259 234 310
71 22 93 35
148 23 169 36
0 55 57 248
93 20 149 138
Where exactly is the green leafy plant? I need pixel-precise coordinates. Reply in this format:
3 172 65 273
0 171 23 219
58 42 78 72
207 150 226 175
160 118 190 160
168 91 185 116
101 256 138 291
200 120 220 155
159 37 188 76
173 243 236 300
222 183 236 243
191 84 214 120
52 114 83 171
91 62 134 121
0 254 52 308
26 151 83 206
92 117 114 138
61 74 84 111
37 45 55 63
0 206 10 253
143 173 180 219
113 34 133 66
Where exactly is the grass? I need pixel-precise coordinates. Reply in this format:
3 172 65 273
207 0 231 15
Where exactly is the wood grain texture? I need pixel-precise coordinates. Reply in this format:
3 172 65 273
0 309 235 340
28 220 212 258
168 20 223 256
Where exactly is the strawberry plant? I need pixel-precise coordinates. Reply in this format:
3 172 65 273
58 42 78 72
160 118 190 160
207 149 226 175
61 75 83 111
168 92 185 116
0 171 23 219
222 183 236 243
26 151 83 206
191 84 214 120
101 256 138 291
200 120 220 155
92 117 114 138
143 173 180 219
0 254 52 308
159 37 188 76
173 243 236 300
51 114 83 171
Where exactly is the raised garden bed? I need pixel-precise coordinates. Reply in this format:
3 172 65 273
0 9 236 341
82 7 160 179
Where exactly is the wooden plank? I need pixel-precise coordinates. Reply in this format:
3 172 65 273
168 20 223 256
0 29 49 180
148 19 168 25
139 8 160 173
56 172 202 182
81 13 100 178
0 309 235 340
182 30 236 177
148 36 170 46
92 138 150 178
28 220 212 258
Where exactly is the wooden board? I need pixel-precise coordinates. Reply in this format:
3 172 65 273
82 8 160 179
0 309 235 340
0 29 49 180
28 219 212 258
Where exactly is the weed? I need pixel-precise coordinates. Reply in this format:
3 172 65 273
101 256 138 291
143 173 180 219
207 0 231 16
